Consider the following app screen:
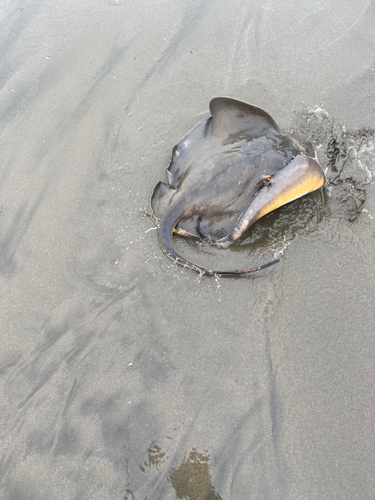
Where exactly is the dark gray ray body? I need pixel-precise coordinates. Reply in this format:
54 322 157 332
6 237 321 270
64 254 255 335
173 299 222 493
150 97 325 276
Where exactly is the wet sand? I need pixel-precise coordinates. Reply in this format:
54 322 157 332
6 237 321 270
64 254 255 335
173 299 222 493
1 1 375 499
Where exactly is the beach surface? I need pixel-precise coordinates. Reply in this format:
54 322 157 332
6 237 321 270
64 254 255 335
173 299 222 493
1 1 375 499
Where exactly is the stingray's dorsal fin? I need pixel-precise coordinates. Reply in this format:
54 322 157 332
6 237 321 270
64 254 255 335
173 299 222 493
209 97 279 140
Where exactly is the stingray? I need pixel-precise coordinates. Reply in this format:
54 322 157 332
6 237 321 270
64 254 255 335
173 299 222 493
150 97 326 276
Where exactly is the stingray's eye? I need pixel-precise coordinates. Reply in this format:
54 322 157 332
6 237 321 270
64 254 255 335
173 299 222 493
263 174 272 185
255 175 272 191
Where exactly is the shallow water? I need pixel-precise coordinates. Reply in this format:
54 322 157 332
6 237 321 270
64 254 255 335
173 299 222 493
1 1 375 499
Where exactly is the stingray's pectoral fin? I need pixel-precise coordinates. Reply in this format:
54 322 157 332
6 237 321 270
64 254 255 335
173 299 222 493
197 217 227 242
216 155 326 247
158 204 278 276
150 181 176 220
209 97 279 140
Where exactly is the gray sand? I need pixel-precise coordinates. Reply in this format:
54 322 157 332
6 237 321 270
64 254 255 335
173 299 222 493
1 1 375 499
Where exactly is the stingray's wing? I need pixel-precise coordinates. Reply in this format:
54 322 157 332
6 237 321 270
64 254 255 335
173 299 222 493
194 184 259 242
175 216 201 238
168 98 281 189
150 181 176 220
175 147 267 242
167 117 212 188
197 213 240 241
210 97 279 143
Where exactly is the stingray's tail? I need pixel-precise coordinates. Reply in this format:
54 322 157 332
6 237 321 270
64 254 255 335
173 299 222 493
158 207 279 276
